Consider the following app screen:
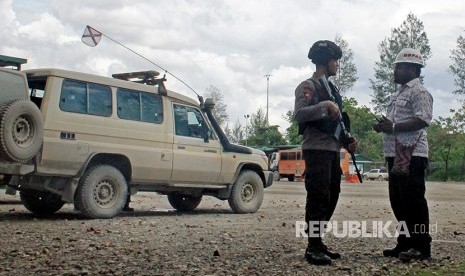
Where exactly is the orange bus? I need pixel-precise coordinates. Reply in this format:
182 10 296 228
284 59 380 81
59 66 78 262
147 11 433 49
274 149 350 181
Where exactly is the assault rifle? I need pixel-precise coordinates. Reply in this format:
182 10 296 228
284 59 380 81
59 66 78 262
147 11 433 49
318 75 363 183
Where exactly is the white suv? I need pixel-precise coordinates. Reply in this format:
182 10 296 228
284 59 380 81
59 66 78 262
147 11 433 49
0 67 272 218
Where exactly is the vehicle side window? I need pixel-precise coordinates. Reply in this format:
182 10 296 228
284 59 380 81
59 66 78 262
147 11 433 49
60 80 87 114
117 88 163 123
60 79 112 117
141 93 163 123
117 89 140 121
89 83 112 116
173 104 206 139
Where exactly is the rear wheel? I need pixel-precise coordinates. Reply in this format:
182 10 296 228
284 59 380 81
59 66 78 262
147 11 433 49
228 170 264 213
20 190 65 216
167 194 202 211
377 175 384 181
74 165 127 219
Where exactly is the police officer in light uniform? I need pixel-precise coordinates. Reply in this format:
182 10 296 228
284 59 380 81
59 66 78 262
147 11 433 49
294 40 358 265
373 48 433 261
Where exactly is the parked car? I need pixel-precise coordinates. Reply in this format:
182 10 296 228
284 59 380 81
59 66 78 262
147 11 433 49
363 169 389 181
0 67 273 218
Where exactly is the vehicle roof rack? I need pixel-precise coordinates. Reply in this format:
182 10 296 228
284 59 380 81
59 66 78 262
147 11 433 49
112 70 165 86
0 55 27 71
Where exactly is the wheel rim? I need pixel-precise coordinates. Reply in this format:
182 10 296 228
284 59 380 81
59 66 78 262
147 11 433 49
93 179 117 208
13 115 34 148
241 182 256 203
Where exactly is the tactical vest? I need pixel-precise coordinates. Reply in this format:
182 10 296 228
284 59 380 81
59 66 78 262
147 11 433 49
298 79 343 138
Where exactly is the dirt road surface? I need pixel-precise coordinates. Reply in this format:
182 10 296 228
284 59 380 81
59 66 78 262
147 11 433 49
1 180 464 275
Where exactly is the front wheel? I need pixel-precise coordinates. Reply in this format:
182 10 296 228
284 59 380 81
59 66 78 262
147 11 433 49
74 165 128 219
228 170 264 213
20 190 65 216
167 194 202 211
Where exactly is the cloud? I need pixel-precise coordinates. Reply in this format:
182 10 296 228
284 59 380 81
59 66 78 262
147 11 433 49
2 0 465 134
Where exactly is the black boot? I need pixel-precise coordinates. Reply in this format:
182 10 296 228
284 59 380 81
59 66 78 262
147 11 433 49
399 248 431 262
383 243 410 258
305 248 332 265
305 239 331 265
320 244 341 259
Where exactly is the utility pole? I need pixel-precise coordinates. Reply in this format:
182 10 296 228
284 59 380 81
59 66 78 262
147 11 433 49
244 114 250 146
264 74 272 124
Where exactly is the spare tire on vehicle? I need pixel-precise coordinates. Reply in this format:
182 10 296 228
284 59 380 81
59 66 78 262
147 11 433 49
0 100 44 163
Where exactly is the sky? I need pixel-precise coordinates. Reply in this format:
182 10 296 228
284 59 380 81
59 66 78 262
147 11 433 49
2 0 465 134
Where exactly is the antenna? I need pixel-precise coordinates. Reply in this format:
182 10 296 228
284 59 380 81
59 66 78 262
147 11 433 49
81 25 199 97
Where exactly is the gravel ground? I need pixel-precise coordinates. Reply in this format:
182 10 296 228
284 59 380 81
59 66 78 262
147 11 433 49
0 180 464 275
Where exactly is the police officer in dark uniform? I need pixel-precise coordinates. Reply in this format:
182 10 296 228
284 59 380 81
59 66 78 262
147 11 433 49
294 40 358 265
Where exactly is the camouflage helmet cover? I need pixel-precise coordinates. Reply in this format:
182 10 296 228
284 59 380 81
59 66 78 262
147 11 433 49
308 40 342 65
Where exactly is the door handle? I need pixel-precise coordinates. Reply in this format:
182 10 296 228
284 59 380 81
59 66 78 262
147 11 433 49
204 149 217 153
178 145 186 149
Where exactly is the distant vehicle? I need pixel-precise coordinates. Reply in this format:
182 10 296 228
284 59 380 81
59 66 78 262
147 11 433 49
269 152 280 181
271 149 350 182
363 169 389 181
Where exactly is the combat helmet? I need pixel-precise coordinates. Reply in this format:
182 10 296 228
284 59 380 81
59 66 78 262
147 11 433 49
308 40 342 65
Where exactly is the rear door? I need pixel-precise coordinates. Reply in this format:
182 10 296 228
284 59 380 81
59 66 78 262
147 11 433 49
171 103 221 183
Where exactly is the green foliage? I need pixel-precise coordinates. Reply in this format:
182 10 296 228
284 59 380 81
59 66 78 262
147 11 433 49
428 111 465 181
370 12 431 113
427 32 465 181
247 108 286 147
342 97 385 161
283 110 301 145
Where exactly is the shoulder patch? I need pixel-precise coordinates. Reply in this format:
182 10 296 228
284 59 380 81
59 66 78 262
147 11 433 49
303 87 314 101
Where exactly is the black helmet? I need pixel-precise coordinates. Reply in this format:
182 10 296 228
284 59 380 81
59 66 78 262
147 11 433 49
308 40 342 65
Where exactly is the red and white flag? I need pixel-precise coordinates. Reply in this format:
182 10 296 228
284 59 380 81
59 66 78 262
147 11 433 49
81 25 103 47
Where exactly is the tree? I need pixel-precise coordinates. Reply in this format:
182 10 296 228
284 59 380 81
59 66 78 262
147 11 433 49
204 85 229 128
284 110 301 145
449 33 465 96
247 108 285 147
428 119 456 181
342 97 384 161
332 34 358 94
228 119 244 144
370 12 432 113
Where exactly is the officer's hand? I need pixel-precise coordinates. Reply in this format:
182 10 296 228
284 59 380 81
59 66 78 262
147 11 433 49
372 116 393 134
346 137 358 153
324 101 340 121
